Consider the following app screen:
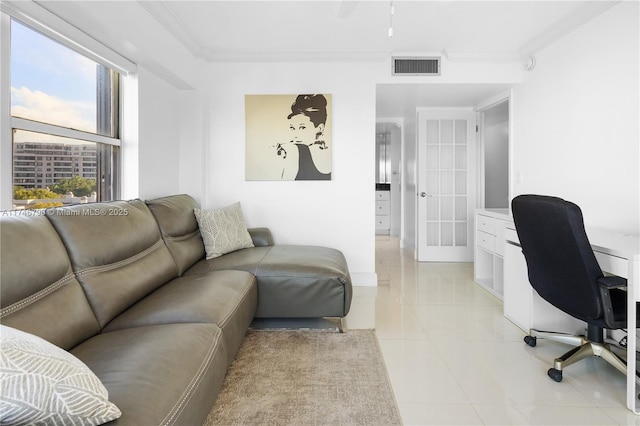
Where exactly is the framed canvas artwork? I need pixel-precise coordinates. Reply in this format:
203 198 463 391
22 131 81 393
245 94 332 181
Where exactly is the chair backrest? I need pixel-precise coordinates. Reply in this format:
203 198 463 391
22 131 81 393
511 194 604 321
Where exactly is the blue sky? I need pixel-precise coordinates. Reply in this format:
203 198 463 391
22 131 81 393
10 19 97 133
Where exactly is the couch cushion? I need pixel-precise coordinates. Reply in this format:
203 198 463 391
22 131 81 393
0 214 99 350
0 325 121 425
146 194 206 275
252 245 352 318
71 324 226 426
185 245 352 318
185 246 273 277
103 270 257 363
46 200 179 328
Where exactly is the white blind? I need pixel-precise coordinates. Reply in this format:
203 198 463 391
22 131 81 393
0 0 136 76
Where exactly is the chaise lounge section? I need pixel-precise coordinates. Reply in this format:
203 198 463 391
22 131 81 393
0 194 352 425
147 194 353 325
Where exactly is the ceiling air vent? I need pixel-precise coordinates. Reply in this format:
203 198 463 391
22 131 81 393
392 56 440 76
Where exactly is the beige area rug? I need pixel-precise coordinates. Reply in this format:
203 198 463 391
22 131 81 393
205 329 402 426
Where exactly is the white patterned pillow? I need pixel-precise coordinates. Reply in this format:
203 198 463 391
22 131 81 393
0 325 121 425
194 202 255 259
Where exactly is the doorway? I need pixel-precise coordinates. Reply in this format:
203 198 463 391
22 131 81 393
375 121 401 237
478 99 510 209
375 83 514 257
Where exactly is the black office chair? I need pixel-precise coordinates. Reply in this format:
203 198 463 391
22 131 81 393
511 194 639 382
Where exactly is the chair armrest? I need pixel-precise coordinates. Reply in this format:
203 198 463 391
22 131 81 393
598 275 628 328
598 275 627 290
248 227 274 247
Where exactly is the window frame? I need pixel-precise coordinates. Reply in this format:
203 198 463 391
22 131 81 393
0 1 137 210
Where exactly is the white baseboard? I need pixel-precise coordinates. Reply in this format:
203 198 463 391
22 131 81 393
350 272 378 287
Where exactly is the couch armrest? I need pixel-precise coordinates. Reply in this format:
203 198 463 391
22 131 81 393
248 228 274 247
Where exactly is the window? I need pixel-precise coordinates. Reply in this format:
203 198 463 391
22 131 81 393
6 18 121 209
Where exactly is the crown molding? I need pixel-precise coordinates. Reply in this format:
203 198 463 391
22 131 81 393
138 0 206 59
204 49 390 63
441 49 520 63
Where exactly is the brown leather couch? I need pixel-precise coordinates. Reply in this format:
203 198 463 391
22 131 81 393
0 194 352 425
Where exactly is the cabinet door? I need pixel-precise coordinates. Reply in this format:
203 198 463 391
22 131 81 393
376 216 390 230
375 191 390 201
376 200 390 215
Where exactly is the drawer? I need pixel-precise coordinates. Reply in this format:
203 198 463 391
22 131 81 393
594 251 629 278
505 226 519 245
376 191 390 201
476 214 495 235
375 200 390 215
477 230 495 252
376 216 390 229
494 221 510 257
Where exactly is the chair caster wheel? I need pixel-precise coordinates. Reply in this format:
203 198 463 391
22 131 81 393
548 368 563 382
524 335 537 347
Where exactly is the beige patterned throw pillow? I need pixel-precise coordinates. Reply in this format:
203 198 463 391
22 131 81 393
194 202 255 259
0 325 121 425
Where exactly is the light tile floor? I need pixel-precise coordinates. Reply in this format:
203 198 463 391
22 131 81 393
344 235 640 426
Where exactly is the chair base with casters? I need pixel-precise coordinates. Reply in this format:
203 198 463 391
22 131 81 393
523 323 628 382
511 194 640 393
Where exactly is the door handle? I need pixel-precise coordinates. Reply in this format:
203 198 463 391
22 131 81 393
419 192 427 197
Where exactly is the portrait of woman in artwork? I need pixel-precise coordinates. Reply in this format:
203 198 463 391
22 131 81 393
276 94 331 180
244 93 332 181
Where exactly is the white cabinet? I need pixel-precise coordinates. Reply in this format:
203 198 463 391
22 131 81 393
474 209 512 299
375 191 390 234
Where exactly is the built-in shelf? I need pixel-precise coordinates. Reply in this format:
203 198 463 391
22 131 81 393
474 208 512 299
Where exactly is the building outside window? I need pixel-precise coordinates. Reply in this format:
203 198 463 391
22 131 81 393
6 17 121 210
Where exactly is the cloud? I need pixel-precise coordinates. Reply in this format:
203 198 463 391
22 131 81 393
10 86 96 133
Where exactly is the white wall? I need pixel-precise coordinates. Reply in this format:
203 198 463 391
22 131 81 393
137 66 183 200
204 61 380 285
200 58 523 283
512 2 639 234
178 76 209 205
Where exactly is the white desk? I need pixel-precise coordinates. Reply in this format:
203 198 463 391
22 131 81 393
503 225 640 413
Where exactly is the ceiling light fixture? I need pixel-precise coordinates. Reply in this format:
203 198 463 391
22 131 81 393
388 0 394 37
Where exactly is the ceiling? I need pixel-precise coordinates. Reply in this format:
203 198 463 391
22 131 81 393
140 0 618 62
137 0 618 116
34 1 620 116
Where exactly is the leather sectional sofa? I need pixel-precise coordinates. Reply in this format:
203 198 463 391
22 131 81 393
0 194 352 425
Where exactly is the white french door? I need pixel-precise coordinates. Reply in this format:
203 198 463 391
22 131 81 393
417 110 476 262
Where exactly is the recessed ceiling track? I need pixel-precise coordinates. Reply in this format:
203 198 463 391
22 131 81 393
392 56 440 76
